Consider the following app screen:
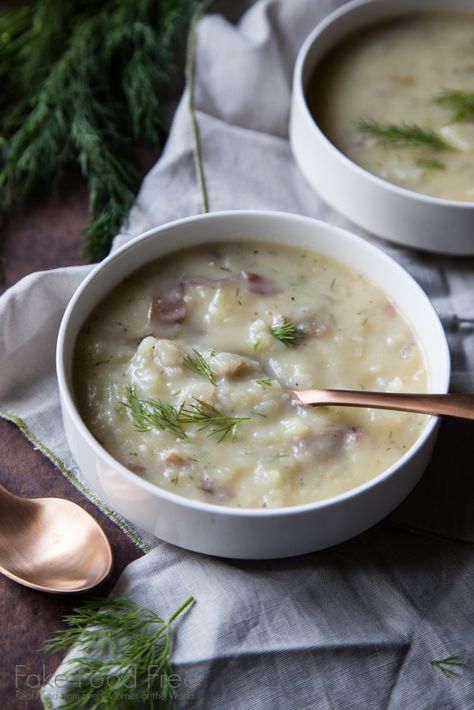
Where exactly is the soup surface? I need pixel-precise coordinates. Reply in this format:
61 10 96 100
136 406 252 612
309 13 474 201
74 242 427 509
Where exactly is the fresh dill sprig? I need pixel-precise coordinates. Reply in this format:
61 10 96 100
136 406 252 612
430 655 466 678
125 389 251 443
125 386 187 439
43 595 194 710
179 399 251 442
355 120 451 150
415 157 446 171
434 89 474 123
0 0 195 259
270 318 304 346
183 349 216 386
256 379 273 388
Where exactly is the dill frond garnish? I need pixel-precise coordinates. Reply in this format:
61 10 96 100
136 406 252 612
415 157 446 171
355 120 451 150
125 389 251 443
44 595 194 710
430 655 465 678
270 318 304 346
179 399 251 442
0 0 195 259
125 387 187 440
256 379 273 388
183 349 217 386
434 89 474 123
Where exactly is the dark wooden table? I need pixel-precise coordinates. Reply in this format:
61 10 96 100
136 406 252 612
0 160 158 709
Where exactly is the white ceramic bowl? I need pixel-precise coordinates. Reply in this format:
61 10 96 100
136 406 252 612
57 211 450 559
290 0 474 255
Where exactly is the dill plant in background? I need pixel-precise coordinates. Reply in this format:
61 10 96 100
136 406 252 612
0 0 196 259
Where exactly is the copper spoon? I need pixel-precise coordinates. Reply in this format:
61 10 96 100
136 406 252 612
291 389 474 419
0 483 112 593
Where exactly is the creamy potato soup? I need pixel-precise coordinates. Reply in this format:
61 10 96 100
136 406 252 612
309 13 474 201
74 242 428 509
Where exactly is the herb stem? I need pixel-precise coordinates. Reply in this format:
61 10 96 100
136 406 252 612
183 349 216 385
430 655 465 678
356 119 451 150
186 0 217 214
179 399 251 442
43 595 194 709
166 595 194 625
434 89 474 123
270 318 304 346
125 389 251 443
125 387 187 439
415 157 446 171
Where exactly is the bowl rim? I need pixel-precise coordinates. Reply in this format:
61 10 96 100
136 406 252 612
293 0 474 211
57 209 451 519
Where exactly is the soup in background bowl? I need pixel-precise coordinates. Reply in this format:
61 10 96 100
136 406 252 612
57 211 450 558
289 0 474 255
309 12 474 202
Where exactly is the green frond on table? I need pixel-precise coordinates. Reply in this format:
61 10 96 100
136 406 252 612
44 595 194 710
429 655 465 678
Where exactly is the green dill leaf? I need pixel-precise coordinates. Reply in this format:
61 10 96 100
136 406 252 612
124 386 187 439
270 318 304 346
415 157 446 171
44 595 194 710
256 379 273 388
430 655 466 678
434 89 474 123
124 388 251 443
179 399 251 443
355 119 451 150
183 349 216 386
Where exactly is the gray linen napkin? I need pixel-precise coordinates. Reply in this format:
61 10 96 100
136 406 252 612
0 1 472 707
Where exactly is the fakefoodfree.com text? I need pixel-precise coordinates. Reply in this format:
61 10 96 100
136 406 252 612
15 665 195 700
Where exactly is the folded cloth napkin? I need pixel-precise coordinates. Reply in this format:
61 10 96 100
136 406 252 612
0 1 472 707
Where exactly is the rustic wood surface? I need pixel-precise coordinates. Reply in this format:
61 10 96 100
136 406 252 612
0 163 157 709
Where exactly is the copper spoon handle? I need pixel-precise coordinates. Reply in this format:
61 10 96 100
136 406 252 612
292 390 474 420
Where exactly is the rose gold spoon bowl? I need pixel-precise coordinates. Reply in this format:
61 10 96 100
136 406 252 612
291 389 474 419
0 484 112 593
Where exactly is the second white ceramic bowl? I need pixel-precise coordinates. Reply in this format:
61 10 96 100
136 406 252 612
57 211 450 558
290 0 474 255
